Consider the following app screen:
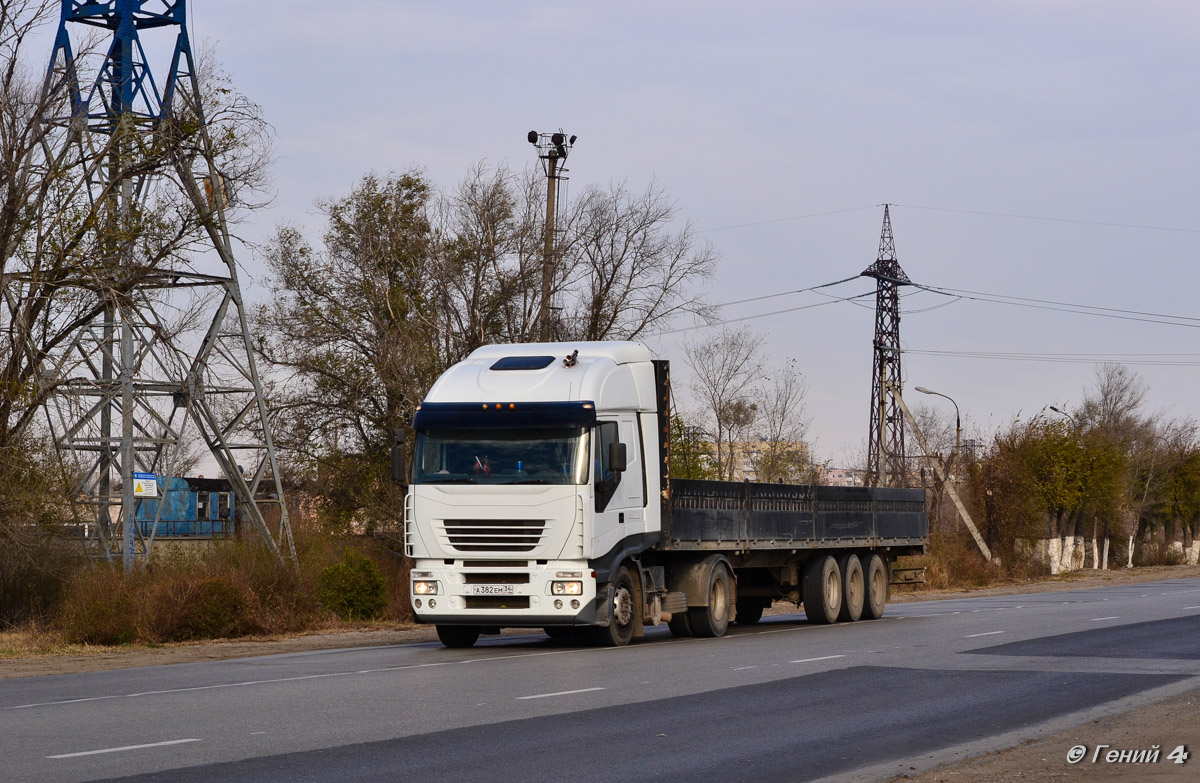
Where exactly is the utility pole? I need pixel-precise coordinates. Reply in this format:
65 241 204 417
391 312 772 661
862 205 911 487
891 385 994 563
528 130 576 341
33 1 295 569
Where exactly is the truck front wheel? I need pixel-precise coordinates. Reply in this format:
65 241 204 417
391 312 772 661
590 565 639 647
688 563 732 638
436 625 481 648
803 555 842 624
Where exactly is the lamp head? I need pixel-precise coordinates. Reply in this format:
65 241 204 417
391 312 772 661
527 130 538 144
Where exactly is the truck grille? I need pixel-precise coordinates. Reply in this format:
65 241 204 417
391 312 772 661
440 519 545 552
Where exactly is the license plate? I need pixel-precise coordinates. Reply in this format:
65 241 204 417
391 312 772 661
470 584 515 596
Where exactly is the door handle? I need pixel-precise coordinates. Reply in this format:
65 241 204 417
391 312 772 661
619 512 625 524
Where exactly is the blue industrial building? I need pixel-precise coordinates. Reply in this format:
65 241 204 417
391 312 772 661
135 477 236 538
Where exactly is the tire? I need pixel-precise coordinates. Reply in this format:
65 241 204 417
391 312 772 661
863 553 888 620
687 563 733 638
436 625 481 648
543 626 577 640
667 611 693 637
735 599 765 625
838 554 864 623
802 555 842 625
590 565 639 647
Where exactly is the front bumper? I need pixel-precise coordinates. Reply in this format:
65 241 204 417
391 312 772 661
411 560 606 627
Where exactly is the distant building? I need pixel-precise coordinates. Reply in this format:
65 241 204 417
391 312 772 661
820 467 866 487
725 439 810 483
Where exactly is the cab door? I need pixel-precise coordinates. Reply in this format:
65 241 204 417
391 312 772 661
592 415 645 559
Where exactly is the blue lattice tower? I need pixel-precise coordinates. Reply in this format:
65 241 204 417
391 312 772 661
861 205 911 487
33 1 295 567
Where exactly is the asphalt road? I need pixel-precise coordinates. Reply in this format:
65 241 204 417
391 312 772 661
4 577 1199 783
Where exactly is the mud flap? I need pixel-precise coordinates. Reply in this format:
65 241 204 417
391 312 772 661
591 582 613 627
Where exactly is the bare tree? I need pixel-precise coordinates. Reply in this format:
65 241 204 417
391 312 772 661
750 358 812 483
683 327 765 481
557 180 716 340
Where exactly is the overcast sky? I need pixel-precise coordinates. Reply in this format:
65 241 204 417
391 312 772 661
40 1 1200 463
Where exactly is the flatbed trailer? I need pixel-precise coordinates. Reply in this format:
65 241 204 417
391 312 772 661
400 341 928 647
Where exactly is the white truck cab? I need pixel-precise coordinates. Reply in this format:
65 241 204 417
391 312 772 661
404 342 661 646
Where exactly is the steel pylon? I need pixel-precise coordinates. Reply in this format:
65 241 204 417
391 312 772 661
861 205 911 488
28 1 295 567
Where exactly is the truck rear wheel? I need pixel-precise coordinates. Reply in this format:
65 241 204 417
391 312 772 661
667 612 693 637
688 563 732 638
436 625 481 648
838 554 864 622
803 555 842 624
589 565 639 647
863 553 888 620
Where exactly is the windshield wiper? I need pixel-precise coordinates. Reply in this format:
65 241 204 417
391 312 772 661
511 479 553 484
422 477 477 484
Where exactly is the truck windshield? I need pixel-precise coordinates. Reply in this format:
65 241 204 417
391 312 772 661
412 428 590 485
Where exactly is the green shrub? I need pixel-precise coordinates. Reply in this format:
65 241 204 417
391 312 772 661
316 551 386 620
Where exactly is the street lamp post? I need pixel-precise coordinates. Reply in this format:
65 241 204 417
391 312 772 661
915 386 961 459
1048 405 1077 427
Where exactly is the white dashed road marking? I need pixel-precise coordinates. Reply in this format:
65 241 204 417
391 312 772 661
517 687 606 700
48 739 201 759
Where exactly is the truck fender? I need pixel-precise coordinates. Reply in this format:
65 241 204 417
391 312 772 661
669 554 734 608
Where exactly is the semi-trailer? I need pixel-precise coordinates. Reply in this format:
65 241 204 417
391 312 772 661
397 341 928 648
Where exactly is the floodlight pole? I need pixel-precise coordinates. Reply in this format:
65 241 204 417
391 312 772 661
528 130 575 341
540 153 559 341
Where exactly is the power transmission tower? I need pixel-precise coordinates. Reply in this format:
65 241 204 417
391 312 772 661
861 205 911 488
28 1 295 568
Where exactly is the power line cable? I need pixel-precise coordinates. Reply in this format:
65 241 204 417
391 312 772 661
712 274 863 308
905 348 1200 367
661 290 876 335
911 282 1200 328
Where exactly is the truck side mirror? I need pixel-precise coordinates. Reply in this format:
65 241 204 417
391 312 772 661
609 442 627 473
390 430 408 485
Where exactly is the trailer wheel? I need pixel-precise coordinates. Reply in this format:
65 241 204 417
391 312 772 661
735 599 765 625
688 563 732 638
863 553 888 620
802 555 842 624
838 554 864 622
436 625 481 648
589 565 639 647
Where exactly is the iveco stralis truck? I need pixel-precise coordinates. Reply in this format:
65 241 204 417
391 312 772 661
398 342 928 648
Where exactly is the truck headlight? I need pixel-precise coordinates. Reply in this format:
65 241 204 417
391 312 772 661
551 581 582 596
413 580 439 595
